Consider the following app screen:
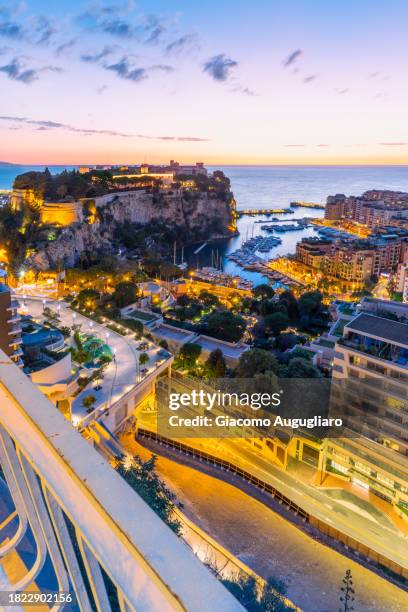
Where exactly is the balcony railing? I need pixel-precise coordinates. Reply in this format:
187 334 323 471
7 324 22 336
338 336 408 371
0 350 241 611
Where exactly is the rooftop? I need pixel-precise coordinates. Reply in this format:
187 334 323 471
345 313 408 347
196 335 249 360
152 323 196 343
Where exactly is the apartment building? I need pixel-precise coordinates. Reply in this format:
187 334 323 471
325 192 408 228
328 307 408 508
323 244 374 283
295 237 332 267
0 277 23 368
296 234 405 283
395 262 408 302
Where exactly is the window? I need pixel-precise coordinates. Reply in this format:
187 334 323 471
331 461 349 475
377 473 394 488
354 461 371 475
385 411 403 424
367 361 385 375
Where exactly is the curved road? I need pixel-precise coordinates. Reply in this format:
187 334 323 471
123 435 408 612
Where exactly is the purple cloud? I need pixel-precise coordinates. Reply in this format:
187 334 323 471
283 49 302 67
203 54 238 81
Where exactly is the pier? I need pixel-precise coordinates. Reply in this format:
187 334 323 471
290 201 325 209
194 241 208 254
236 208 294 217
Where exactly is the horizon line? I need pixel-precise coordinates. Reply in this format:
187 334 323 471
2 161 408 168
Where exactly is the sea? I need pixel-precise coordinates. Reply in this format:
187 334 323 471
2 163 408 284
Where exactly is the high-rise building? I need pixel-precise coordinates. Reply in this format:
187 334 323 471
326 304 408 508
0 273 23 367
332 309 408 456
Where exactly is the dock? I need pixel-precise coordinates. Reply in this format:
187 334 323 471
290 201 325 210
194 242 208 255
236 208 294 217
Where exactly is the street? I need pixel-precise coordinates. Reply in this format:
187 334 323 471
19 296 166 423
125 435 408 612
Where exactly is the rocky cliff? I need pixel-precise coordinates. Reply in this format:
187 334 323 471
27 188 236 270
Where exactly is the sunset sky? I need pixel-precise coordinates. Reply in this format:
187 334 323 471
1 0 408 165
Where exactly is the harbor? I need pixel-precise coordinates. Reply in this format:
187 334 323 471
180 205 326 286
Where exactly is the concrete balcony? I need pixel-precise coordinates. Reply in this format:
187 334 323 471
8 336 23 345
7 314 21 325
7 299 20 311
7 324 22 336
0 350 241 611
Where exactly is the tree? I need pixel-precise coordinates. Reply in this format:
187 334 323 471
199 290 220 309
176 294 191 308
158 339 169 350
112 281 139 308
206 310 246 342
235 349 279 378
75 288 99 310
71 330 90 364
281 357 321 378
288 347 313 361
82 394 97 413
250 371 279 397
205 349 226 378
139 352 149 366
179 343 202 368
298 290 323 315
339 569 355 612
117 455 181 534
275 332 298 352
263 312 289 336
278 290 299 322
253 283 275 301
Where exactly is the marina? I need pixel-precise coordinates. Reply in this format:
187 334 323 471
192 267 254 290
255 216 310 224
180 205 326 286
311 223 357 239
261 222 310 233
